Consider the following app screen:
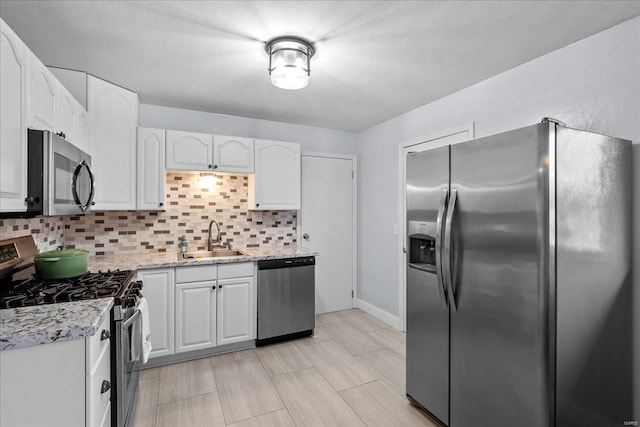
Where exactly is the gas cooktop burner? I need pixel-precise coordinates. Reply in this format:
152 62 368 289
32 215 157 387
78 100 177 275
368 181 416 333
0 270 136 309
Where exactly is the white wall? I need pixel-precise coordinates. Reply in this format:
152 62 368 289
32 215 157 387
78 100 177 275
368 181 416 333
140 104 358 155
356 16 639 411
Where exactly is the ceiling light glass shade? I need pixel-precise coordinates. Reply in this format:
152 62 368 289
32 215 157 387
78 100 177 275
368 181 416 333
266 37 315 90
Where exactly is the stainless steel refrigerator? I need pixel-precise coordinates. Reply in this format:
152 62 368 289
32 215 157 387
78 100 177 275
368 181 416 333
406 119 633 427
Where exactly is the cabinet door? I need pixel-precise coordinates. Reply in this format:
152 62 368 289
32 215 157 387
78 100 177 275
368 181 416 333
137 127 166 210
166 130 213 171
175 281 217 353
27 52 56 132
217 276 255 346
138 269 175 359
56 83 76 143
0 19 28 212
75 104 90 155
213 135 254 173
249 139 301 210
88 75 138 210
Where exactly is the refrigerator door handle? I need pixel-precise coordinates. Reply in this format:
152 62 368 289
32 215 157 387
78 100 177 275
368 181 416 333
435 189 449 307
444 189 458 311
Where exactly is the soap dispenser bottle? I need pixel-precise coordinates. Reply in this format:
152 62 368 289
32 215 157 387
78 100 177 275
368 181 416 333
178 235 188 253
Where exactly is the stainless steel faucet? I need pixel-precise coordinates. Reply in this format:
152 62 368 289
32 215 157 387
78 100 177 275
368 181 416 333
208 220 222 251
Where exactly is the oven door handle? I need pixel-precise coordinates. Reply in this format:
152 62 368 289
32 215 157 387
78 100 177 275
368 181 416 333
123 308 141 330
123 308 143 363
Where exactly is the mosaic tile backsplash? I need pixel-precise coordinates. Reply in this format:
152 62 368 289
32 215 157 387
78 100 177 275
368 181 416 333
0 217 65 252
0 173 297 256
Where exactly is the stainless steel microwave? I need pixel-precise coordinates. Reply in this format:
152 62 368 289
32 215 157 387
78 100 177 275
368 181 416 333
0 130 95 218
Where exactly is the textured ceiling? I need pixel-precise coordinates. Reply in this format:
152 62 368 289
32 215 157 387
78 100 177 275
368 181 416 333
1 1 638 131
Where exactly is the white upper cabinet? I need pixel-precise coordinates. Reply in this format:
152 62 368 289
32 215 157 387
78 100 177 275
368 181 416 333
75 105 90 155
28 53 89 153
27 52 56 132
248 139 301 210
213 135 254 173
88 75 138 210
56 83 77 143
166 130 214 171
0 19 28 212
137 127 166 211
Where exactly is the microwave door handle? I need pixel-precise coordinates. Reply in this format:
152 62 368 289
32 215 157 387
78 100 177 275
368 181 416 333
71 160 95 212
86 162 96 209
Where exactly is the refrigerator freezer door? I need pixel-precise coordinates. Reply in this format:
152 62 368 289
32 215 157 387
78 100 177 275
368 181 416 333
405 146 450 424
449 123 551 427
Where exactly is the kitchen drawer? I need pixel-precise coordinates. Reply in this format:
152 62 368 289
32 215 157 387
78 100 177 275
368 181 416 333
175 264 217 283
86 314 111 371
86 341 111 427
218 262 254 279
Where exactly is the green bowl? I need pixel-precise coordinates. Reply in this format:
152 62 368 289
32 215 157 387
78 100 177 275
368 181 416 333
34 248 89 280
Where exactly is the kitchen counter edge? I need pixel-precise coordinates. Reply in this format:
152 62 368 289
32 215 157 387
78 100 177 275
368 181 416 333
0 297 114 351
90 247 319 272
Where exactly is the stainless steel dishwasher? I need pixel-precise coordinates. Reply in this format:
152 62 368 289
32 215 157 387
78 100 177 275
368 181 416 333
256 256 315 345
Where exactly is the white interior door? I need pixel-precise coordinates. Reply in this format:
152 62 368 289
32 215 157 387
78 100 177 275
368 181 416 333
301 154 355 314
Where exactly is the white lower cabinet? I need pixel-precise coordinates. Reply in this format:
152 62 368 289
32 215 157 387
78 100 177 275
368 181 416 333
138 268 175 359
143 263 256 360
217 276 255 345
175 281 217 353
0 315 111 427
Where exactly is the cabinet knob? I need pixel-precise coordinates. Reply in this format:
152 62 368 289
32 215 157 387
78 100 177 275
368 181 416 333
256 203 260 208
100 329 111 341
159 202 164 207
100 380 111 394
218 284 222 289
208 164 213 169
91 201 96 206
213 164 218 170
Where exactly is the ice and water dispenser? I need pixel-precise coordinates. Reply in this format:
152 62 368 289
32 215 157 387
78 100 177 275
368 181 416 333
408 220 437 272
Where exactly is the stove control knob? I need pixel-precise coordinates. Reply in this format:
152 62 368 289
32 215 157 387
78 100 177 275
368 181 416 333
100 329 111 341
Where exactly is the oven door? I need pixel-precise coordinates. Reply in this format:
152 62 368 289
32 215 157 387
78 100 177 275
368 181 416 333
115 306 142 427
47 132 95 215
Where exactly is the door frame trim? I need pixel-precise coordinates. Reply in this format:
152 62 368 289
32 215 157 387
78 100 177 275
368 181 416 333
300 151 358 308
397 123 474 330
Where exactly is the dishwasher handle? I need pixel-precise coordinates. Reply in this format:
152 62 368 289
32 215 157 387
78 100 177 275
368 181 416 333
258 257 316 270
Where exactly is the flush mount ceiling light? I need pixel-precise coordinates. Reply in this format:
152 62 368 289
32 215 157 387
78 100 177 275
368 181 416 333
265 36 315 90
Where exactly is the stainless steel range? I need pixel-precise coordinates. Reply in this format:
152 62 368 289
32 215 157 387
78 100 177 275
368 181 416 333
0 236 143 427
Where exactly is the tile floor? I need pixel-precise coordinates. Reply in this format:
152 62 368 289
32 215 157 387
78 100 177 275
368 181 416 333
131 308 438 427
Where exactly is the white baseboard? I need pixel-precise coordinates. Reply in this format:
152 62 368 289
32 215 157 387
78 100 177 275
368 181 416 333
356 299 401 330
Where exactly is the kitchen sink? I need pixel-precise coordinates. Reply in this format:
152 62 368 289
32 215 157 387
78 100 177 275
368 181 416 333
177 249 248 260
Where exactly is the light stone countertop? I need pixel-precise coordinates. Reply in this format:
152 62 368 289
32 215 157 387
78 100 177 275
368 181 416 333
0 298 113 351
1 246 316 352
88 245 318 272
